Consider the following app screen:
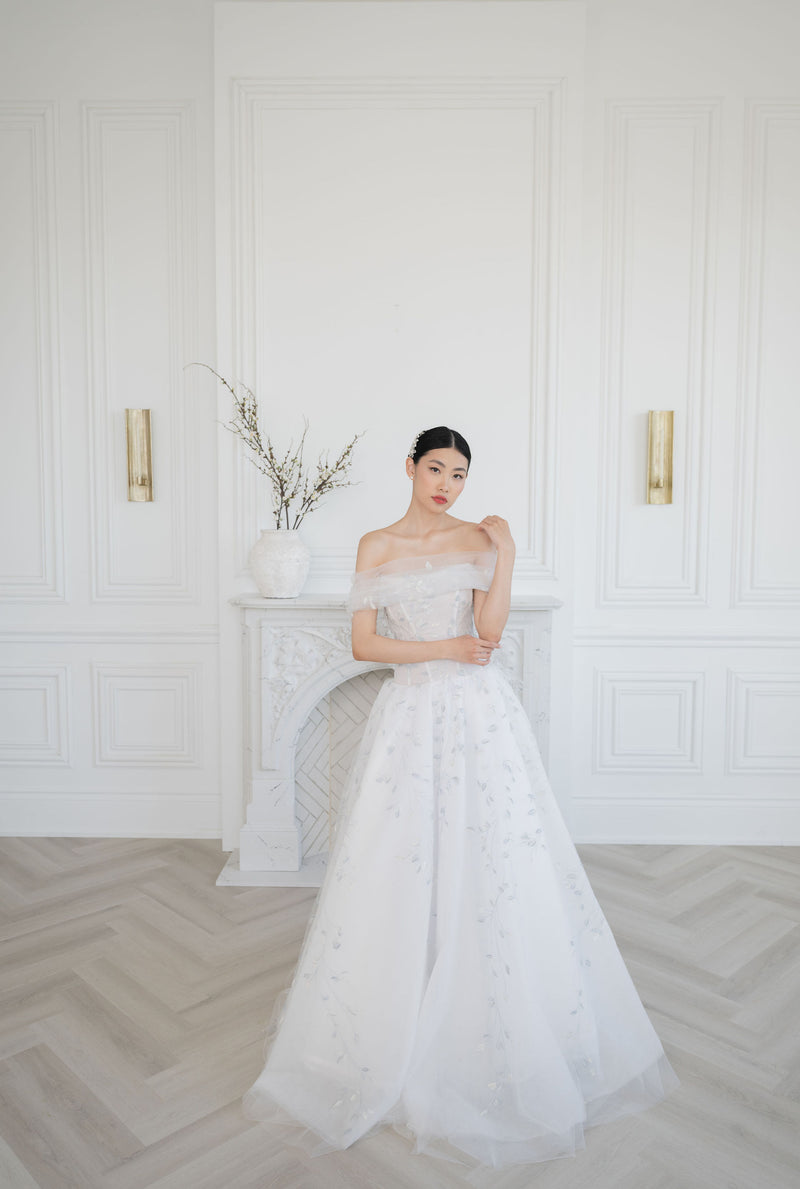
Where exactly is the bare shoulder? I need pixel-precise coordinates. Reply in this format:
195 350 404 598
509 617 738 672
453 520 495 553
355 529 394 572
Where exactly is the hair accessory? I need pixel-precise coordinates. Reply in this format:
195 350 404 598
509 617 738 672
408 431 421 459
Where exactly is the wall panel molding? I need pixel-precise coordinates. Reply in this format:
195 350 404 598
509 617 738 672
92 662 203 767
733 100 800 606
597 99 720 606
573 629 800 647
229 77 566 582
83 102 199 602
0 665 70 765
726 669 800 773
593 668 704 773
0 625 218 644
0 102 64 602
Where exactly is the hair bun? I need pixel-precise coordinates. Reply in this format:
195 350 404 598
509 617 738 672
408 426 472 467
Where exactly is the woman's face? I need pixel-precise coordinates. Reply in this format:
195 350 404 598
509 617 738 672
406 447 469 513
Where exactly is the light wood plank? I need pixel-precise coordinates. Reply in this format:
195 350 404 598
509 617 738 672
0 839 798 1188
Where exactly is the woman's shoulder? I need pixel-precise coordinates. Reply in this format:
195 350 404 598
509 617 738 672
453 520 493 552
355 520 492 572
355 528 398 573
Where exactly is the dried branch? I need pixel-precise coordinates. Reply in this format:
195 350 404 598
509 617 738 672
188 363 363 529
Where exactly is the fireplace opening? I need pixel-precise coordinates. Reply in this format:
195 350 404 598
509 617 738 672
295 668 392 859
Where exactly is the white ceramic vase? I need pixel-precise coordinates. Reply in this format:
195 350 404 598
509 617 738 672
249 529 311 598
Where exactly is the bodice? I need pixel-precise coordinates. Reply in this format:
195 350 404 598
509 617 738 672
347 549 496 685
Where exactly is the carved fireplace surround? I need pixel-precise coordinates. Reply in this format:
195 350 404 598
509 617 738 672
217 593 562 887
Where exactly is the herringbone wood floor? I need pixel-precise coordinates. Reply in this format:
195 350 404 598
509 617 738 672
0 838 798 1189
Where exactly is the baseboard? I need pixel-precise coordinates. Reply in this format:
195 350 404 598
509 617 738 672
569 796 800 844
1 792 797 846
0 793 221 838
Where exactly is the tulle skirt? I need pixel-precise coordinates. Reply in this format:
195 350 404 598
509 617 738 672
243 667 680 1169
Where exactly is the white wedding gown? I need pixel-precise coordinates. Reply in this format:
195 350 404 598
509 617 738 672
243 550 680 1168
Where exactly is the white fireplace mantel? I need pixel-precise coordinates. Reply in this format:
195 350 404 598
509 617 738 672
217 593 562 887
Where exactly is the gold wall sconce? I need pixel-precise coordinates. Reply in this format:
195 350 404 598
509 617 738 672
125 409 153 501
647 410 673 504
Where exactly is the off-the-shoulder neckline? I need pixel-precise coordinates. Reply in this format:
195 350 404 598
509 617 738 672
354 547 496 578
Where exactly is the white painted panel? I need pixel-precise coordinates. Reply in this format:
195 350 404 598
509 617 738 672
747 690 800 759
727 671 800 772
735 103 800 604
615 693 685 754
0 688 49 746
0 125 43 579
572 640 800 843
93 664 202 766
0 104 63 601
0 2 219 842
594 669 703 771
254 103 534 541
597 102 717 605
84 103 198 601
229 78 568 580
571 1 800 842
0 666 70 765
0 638 218 800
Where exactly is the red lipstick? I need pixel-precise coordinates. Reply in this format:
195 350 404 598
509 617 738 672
433 496 447 505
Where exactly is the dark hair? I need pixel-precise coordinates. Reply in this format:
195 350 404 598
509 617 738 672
408 425 471 468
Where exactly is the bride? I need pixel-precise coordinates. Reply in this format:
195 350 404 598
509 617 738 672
243 426 680 1169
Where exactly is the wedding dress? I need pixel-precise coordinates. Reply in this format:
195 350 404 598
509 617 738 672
243 549 680 1169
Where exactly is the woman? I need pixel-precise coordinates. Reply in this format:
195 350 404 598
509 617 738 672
243 426 680 1169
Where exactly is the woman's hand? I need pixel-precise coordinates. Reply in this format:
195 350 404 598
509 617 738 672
478 515 515 555
447 635 500 666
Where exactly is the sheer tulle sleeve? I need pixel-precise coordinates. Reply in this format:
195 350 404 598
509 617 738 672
346 549 496 613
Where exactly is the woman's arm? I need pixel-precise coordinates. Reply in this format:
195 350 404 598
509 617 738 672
472 516 516 643
349 532 499 666
351 609 498 665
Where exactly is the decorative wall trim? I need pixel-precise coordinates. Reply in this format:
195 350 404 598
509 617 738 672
726 669 800 773
0 103 64 602
596 99 720 606
732 100 800 606
0 793 220 838
92 663 203 767
0 625 218 644
573 629 800 648
570 795 800 846
0 665 70 766
83 102 199 602
229 77 566 583
593 668 704 773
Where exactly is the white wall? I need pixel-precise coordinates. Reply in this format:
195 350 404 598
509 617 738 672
573 0 800 842
0 0 220 836
1 0 798 844
213 0 587 847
